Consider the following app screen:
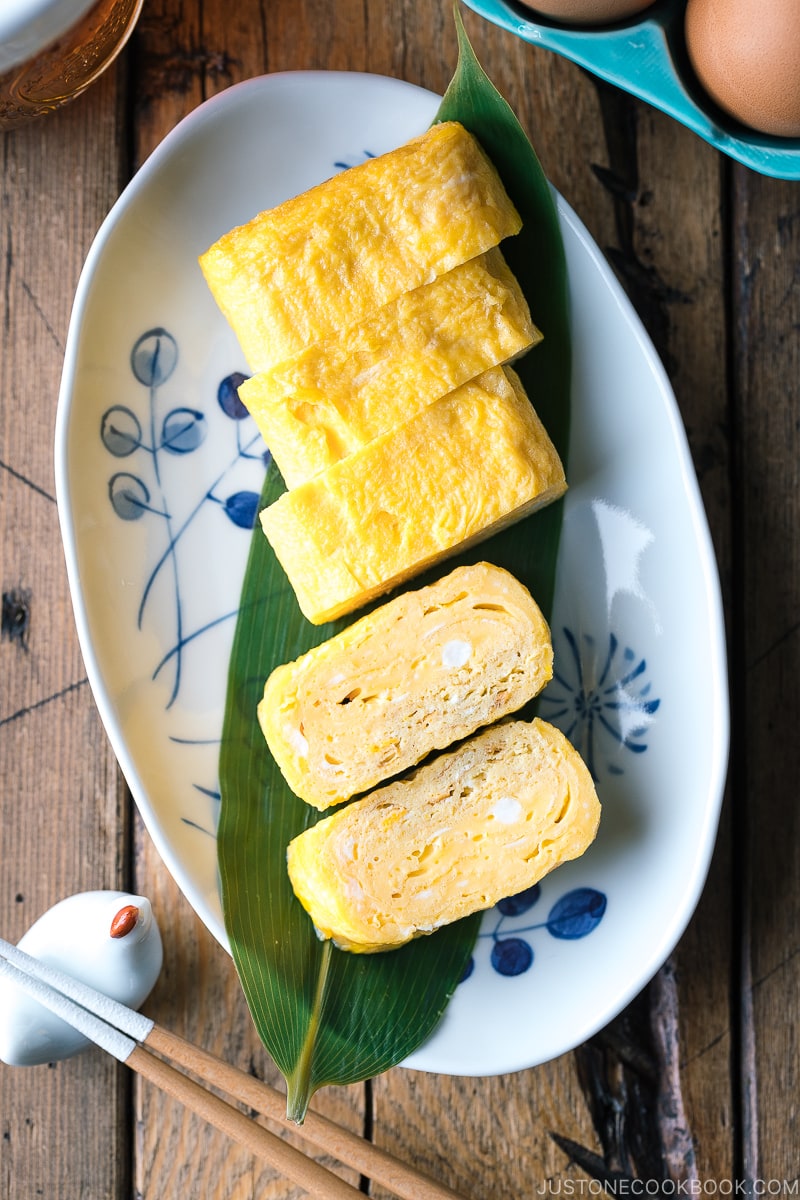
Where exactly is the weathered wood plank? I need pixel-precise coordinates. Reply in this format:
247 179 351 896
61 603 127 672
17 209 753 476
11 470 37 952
372 1061 605 1199
732 166 800 1185
0 67 131 1200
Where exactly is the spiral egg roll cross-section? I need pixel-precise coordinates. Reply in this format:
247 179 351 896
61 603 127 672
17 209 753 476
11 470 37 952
286 718 601 953
259 562 553 810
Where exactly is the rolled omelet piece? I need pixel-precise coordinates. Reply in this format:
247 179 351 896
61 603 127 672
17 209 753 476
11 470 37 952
260 366 567 625
259 562 552 810
286 718 601 953
199 121 522 373
238 249 541 488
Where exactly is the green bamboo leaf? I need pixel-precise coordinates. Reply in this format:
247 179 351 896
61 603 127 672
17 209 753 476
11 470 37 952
218 462 481 1121
433 2 571 615
218 5 571 1124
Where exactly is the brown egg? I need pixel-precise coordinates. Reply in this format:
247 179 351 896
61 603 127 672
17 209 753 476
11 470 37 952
516 0 655 24
685 0 800 138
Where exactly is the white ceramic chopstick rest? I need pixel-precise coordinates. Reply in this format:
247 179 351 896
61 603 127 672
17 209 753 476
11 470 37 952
0 890 162 1066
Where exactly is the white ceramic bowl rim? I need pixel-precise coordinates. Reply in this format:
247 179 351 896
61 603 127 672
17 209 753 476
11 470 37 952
0 0 97 74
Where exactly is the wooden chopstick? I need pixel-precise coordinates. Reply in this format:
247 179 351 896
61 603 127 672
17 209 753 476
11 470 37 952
0 938 465 1200
0 953 361 1200
144 1023 467 1200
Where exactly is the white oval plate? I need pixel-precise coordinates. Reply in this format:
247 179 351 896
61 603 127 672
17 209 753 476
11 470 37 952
55 71 728 1077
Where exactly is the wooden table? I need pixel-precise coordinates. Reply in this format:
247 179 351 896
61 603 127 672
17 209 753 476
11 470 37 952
2 0 798 1193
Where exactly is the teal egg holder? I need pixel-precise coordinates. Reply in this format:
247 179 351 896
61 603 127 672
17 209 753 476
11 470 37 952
465 0 800 180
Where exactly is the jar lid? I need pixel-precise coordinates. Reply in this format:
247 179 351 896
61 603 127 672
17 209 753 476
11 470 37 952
0 0 98 75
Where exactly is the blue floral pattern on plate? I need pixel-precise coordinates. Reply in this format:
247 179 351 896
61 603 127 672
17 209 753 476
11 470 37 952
540 628 661 781
101 328 263 710
464 885 608 980
469 625 661 977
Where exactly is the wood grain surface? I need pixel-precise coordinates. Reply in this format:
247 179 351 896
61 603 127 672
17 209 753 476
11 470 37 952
1 0 798 1195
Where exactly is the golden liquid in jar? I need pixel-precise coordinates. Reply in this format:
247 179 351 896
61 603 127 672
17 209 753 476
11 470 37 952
0 0 143 129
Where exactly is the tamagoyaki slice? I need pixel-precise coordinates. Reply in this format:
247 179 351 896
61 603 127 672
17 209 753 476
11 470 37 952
259 365 567 625
238 248 540 488
259 561 553 810
286 718 601 953
198 121 522 373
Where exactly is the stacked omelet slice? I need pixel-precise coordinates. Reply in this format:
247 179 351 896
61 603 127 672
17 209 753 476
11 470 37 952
200 121 567 625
